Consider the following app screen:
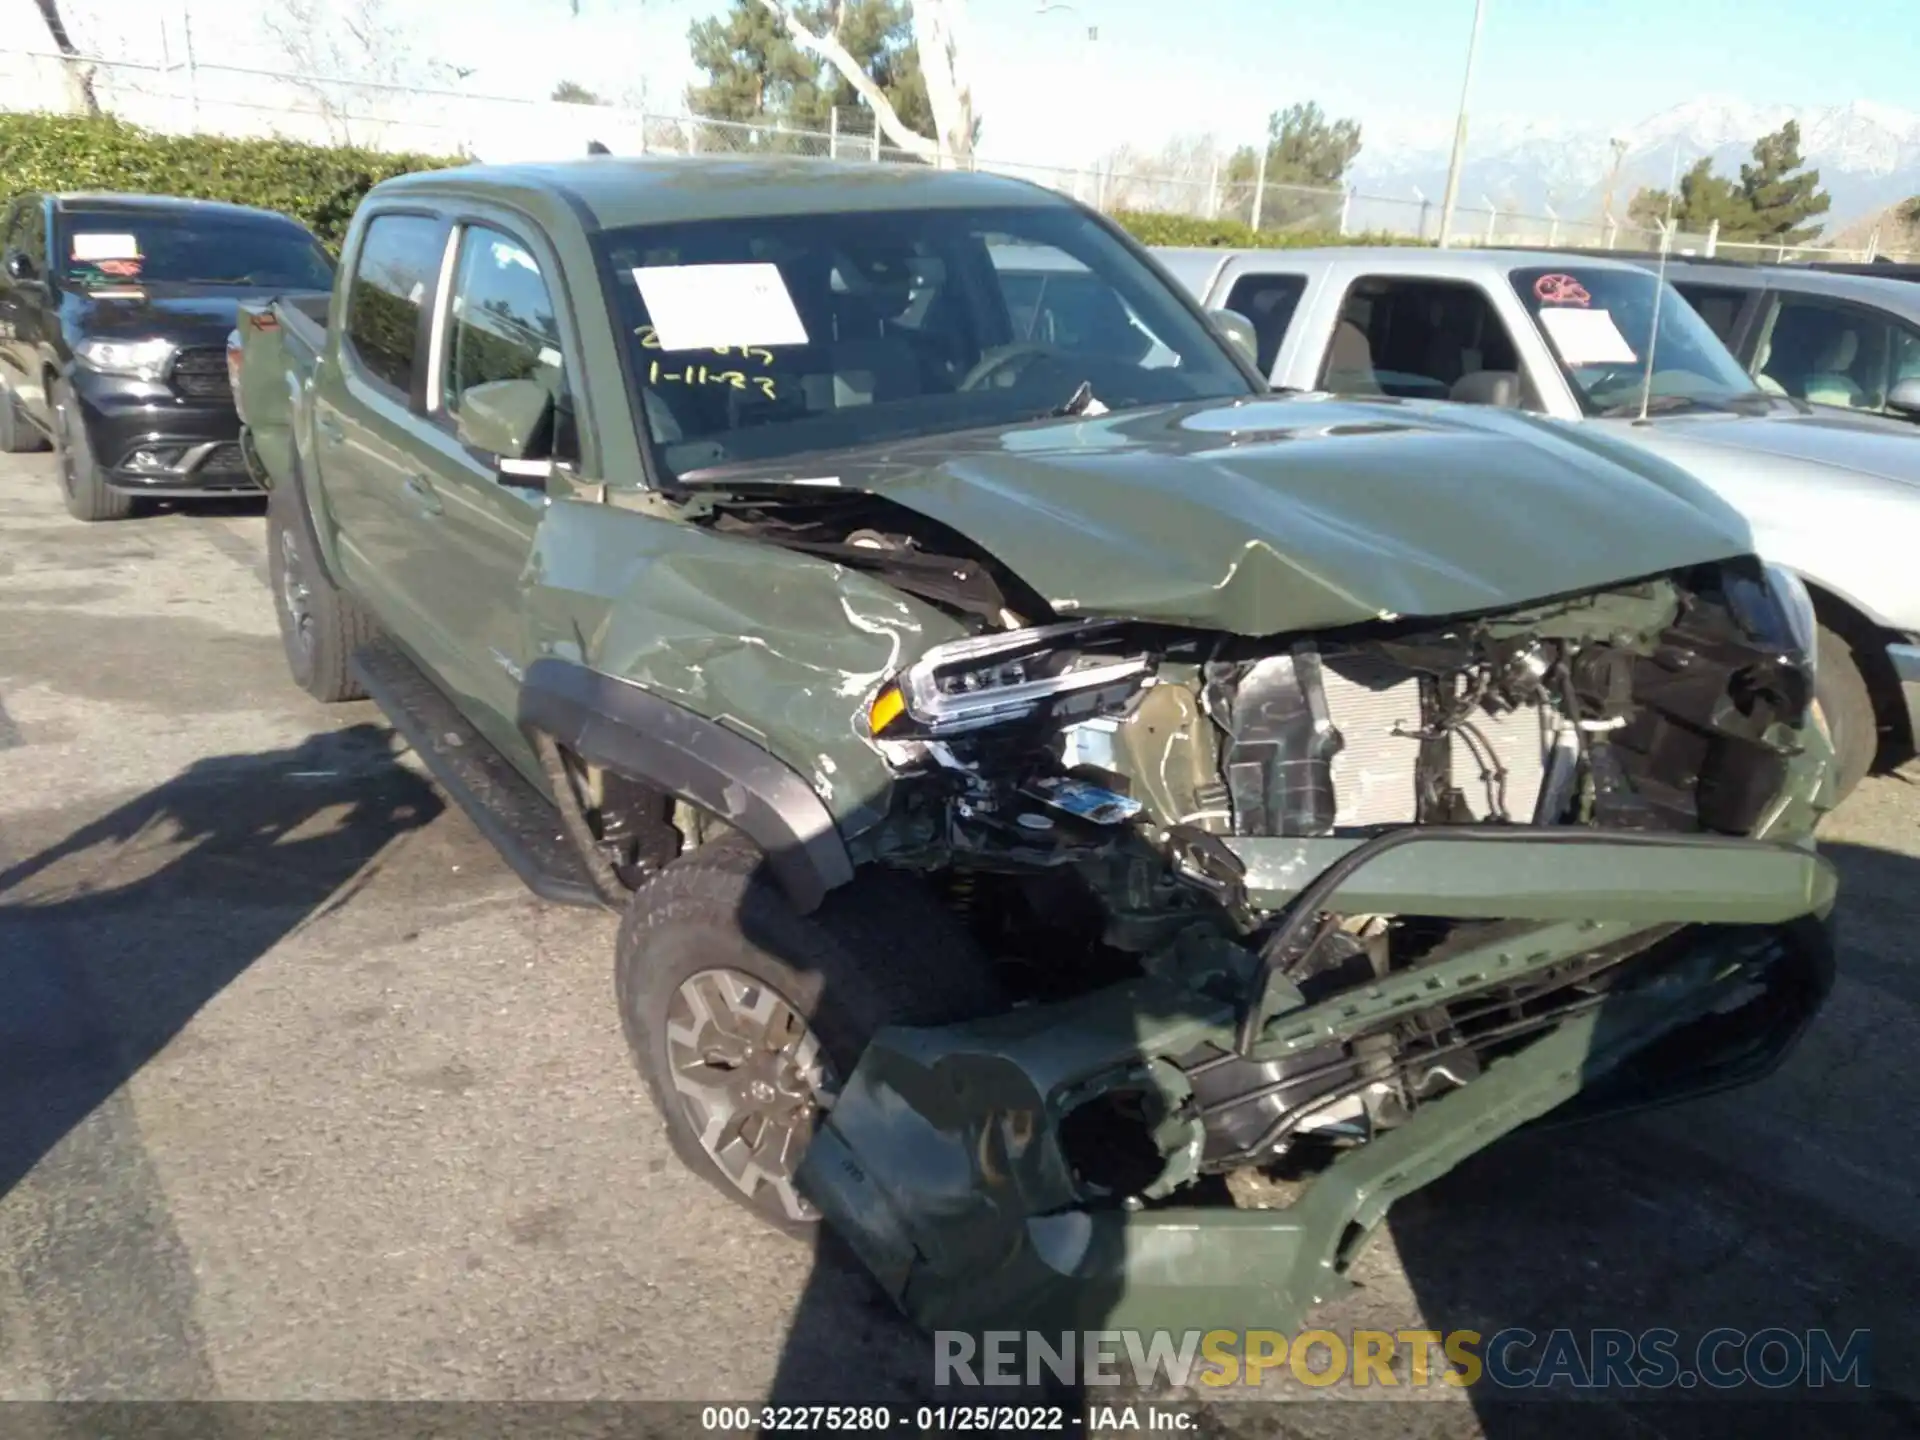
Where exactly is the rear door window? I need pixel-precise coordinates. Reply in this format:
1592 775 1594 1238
1754 295 1895 412
3 199 44 273
345 213 446 401
1320 275 1536 407
1223 273 1306 375
1672 283 1751 346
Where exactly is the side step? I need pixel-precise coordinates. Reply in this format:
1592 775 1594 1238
351 640 606 909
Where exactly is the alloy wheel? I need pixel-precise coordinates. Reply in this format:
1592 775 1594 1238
278 528 315 662
664 968 837 1225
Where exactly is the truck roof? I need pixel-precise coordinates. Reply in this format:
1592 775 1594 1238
48 192 308 225
369 156 1073 233
1149 243 1654 297
1618 256 1920 319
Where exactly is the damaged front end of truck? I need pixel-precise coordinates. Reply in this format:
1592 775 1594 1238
539 393 1841 1336
783 543 1838 1335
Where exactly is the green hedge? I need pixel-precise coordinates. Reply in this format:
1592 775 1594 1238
0 113 463 250
1111 210 1429 250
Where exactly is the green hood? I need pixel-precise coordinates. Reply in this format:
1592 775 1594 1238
800 396 1756 636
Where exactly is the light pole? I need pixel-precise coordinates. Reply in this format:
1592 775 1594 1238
1435 0 1487 249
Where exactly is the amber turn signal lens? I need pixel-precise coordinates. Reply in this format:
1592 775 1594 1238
867 684 906 736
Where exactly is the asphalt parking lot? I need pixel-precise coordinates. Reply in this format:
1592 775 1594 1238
2 448 1918 1435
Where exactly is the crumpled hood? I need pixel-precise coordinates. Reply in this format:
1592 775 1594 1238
823 395 1756 636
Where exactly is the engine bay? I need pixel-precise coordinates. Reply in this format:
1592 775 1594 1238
864 556 1818 1195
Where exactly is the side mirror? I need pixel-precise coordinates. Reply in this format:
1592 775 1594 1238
1449 370 1523 408
455 378 555 484
1887 377 1920 419
5 251 35 282
1208 307 1261 372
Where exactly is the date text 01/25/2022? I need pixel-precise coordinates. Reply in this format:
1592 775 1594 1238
698 1404 1083 1435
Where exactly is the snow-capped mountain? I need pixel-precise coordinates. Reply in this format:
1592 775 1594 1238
1350 98 1920 233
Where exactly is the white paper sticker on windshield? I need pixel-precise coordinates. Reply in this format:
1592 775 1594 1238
633 263 809 352
1538 306 1637 366
71 232 141 261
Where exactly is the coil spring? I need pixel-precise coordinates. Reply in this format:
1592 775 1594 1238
944 869 978 922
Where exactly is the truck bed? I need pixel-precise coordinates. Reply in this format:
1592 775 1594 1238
234 291 330 490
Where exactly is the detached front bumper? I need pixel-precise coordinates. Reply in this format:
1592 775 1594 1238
69 366 258 497
797 827 1837 1336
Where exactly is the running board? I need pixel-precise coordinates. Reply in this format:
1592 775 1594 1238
351 640 605 909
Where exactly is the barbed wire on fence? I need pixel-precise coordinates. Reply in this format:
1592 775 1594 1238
1 45 1910 263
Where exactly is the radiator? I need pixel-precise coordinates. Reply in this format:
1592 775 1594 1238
1321 654 1551 827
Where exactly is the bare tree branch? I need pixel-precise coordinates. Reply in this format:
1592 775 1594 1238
912 0 975 165
32 0 101 115
752 0 945 163
259 0 429 146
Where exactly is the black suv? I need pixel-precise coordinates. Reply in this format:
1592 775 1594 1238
0 192 334 520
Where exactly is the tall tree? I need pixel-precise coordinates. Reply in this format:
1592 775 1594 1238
745 0 975 164
1627 121 1832 245
685 1 825 127
1219 102 1360 229
1627 156 1754 234
32 0 99 115
1738 119 1830 244
1261 102 1363 189
552 80 608 105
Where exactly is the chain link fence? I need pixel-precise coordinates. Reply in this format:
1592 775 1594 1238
3 45 1912 262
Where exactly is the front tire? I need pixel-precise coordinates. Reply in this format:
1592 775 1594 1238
1815 624 1875 804
616 836 1005 1238
51 378 132 521
267 474 378 702
0 378 49 453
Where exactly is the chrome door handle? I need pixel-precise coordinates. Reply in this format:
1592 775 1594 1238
403 472 443 516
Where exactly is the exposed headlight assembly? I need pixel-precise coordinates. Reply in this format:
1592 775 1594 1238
1728 561 1818 681
73 337 177 382
1763 563 1818 677
867 621 1152 739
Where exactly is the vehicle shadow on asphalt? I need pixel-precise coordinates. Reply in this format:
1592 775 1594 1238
747 839 1919 1437
0 723 441 1199
1386 836 1920 1438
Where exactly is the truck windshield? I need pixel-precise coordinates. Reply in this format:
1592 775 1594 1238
57 210 334 289
594 204 1256 478
1508 265 1762 416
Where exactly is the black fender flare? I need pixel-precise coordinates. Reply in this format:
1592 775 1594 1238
516 657 855 914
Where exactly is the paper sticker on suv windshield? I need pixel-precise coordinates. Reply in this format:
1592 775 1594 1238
1537 306 1637 366
70 233 141 262
633 263 809 352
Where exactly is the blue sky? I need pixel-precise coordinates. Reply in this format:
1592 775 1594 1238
17 0 1917 169
407 0 1917 164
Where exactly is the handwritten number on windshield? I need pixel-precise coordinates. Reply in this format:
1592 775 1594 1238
635 326 776 368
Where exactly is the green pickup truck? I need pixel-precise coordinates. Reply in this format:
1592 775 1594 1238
235 156 1841 1336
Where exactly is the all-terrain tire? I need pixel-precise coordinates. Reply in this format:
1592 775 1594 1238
51 377 133 521
0 378 49 453
616 834 1005 1239
1815 623 1875 804
267 470 379 702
